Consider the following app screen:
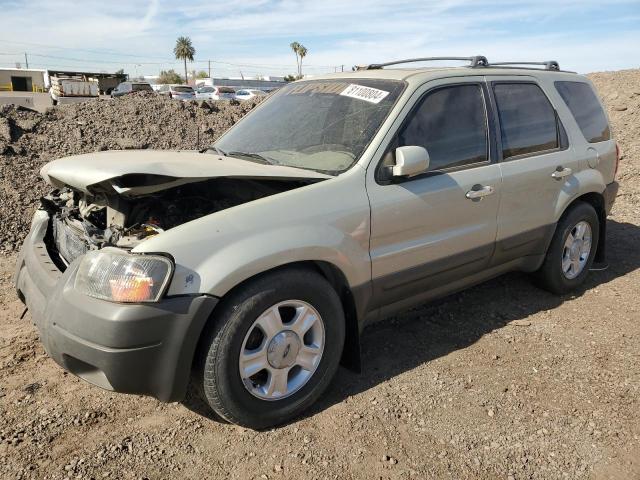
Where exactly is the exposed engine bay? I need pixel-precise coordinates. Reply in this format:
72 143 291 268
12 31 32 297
42 177 310 267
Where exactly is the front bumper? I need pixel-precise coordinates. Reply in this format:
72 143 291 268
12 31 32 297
14 211 218 402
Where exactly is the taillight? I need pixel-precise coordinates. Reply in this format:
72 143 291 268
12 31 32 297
169 92 173 98
615 143 621 178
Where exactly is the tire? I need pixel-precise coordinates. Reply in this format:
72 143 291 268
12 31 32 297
191 267 345 429
534 201 599 295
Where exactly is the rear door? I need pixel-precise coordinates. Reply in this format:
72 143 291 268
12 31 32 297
487 77 579 265
366 77 502 311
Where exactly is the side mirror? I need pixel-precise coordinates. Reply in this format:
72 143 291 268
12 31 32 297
392 146 430 178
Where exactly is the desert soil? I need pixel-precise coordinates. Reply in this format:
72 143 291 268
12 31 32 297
0 72 639 479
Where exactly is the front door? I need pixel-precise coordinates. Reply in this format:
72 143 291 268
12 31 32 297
366 77 501 311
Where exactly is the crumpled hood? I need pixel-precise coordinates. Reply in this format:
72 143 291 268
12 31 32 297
40 150 330 196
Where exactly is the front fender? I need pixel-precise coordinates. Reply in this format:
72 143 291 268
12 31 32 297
169 224 370 297
132 171 371 297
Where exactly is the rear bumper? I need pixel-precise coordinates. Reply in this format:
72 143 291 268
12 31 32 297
603 181 619 215
14 211 218 402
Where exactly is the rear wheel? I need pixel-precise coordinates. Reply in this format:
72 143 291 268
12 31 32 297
191 268 345 429
534 202 599 294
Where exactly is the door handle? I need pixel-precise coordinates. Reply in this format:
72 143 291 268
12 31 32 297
551 166 572 179
465 185 495 199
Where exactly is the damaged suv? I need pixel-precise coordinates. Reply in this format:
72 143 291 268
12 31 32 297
15 57 619 429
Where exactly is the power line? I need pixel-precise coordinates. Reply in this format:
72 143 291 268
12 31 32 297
0 42 342 69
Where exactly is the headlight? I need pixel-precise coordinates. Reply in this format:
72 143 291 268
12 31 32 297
75 250 173 303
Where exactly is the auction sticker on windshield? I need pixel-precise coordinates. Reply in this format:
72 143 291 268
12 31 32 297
340 84 390 104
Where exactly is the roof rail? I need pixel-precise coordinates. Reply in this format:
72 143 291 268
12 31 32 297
357 56 488 70
488 61 560 71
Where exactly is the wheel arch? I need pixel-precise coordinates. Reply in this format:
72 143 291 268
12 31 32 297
559 190 607 263
192 260 363 375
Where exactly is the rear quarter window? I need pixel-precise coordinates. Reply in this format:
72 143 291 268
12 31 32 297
554 81 611 143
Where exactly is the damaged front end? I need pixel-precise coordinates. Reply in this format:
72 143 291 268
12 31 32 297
42 176 311 268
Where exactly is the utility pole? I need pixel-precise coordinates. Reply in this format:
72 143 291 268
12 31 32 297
208 60 211 78
341 64 344 72
24 53 29 69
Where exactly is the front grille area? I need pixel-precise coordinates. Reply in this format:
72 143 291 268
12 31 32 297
52 216 88 264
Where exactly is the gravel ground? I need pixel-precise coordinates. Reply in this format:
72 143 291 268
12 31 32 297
0 71 639 479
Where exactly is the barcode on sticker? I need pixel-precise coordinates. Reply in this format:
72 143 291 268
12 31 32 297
340 84 390 104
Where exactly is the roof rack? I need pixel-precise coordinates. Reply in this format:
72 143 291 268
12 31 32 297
357 56 489 70
488 61 560 71
354 57 565 72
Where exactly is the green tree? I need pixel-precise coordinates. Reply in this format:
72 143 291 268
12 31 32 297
158 69 183 84
297 45 307 77
289 42 308 77
174 36 196 83
196 70 208 79
290 41 301 77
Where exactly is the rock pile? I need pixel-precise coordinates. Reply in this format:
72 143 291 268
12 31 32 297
0 93 261 253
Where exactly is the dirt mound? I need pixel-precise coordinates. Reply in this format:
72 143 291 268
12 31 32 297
0 94 261 253
588 69 640 222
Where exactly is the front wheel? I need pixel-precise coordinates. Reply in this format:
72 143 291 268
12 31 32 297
534 201 599 294
191 267 345 429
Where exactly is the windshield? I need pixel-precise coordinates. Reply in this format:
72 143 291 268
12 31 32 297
174 86 193 93
212 79 405 174
132 83 152 91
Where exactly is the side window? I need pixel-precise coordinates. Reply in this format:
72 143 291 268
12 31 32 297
555 81 610 143
493 83 558 159
395 84 488 171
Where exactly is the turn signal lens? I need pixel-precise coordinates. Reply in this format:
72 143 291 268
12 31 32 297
109 276 154 302
75 250 172 303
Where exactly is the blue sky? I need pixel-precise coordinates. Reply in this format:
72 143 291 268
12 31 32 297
0 0 638 77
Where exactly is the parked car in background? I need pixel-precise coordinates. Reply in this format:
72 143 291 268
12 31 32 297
234 89 267 101
158 84 195 100
111 82 154 98
195 86 236 100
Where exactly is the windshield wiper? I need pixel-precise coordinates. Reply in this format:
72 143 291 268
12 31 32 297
224 151 274 165
204 146 227 156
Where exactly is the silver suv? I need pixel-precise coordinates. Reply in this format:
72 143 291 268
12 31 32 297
14 56 619 429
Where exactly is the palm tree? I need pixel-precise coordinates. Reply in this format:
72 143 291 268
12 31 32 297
174 36 195 84
290 41 301 77
297 44 308 77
